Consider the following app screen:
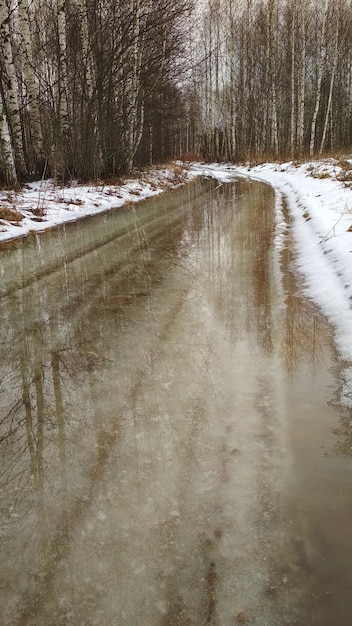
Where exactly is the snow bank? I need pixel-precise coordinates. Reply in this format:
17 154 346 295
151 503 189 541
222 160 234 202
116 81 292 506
192 160 352 407
0 166 197 243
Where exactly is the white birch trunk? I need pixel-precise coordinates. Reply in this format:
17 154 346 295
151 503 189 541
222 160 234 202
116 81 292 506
319 20 339 155
309 0 329 157
57 0 70 151
268 0 279 158
201 0 214 160
0 0 27 178
297 2 308 157
125 0 142 172
212 0 221 160
228 0 236 160
18 0 44 170
125 0 158 172
0 95 17 184
290 4 296 156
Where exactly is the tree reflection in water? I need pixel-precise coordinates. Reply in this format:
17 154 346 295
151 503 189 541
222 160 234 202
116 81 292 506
0 178 349 626
0 181 215 623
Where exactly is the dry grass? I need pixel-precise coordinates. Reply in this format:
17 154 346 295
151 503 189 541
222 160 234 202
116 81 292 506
336 170 352 183
310 171 331 179
167 164 189 184
141 177 158 190
103 176 125 186
55 197 84 206
0 206 23 222
178 152 202 162
30 207 46 217
336 159 352 171
87 176 124 188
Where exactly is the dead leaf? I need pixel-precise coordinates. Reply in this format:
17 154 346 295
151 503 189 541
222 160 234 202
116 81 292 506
236 612 249 623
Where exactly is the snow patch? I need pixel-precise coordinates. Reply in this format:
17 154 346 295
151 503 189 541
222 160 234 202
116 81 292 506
190 161 352 406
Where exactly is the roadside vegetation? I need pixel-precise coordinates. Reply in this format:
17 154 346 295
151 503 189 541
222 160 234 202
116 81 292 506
1 1 352 189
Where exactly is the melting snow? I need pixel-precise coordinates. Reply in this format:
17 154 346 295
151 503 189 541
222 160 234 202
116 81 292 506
0 167 196 243
2 159 352 405
192 160 352 407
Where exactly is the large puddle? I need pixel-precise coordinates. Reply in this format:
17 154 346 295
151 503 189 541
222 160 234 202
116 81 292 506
0 178 351 625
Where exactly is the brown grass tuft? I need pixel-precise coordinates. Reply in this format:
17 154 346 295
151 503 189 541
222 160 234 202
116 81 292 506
336 159 352 171
0 206 23 222
178 152 202 162
103 176 124 186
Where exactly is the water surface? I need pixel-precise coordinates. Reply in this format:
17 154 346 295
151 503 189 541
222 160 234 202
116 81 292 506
0 178 351 625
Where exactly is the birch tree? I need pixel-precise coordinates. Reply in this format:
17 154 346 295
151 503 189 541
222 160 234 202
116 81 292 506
0 0 27 178
224 0 237 160
57 0 70 170
18 0 45 174
297 1 308 157
0 94 17 184
124 0 146 173
267 0 279 157
309 0 329 157
319 5 341 155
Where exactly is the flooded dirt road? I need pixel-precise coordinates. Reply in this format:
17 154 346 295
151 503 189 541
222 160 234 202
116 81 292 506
1 179 352 625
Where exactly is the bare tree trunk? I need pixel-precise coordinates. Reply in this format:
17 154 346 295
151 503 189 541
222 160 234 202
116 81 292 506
212 0 221 160
320 19 339 155
309 0 329 157
75 0 94 97
0 94 17 184
0 0 27 178
18 0 45 174
290 3 297 157
57 0 70 169
202 0 214 160
125 0 141 172
297 1 308 158
268 0 279 158
227 0 236 160
75 0 103 174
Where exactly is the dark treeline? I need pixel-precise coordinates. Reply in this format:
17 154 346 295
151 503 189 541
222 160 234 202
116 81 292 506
1 0 352 186
0 0 193 184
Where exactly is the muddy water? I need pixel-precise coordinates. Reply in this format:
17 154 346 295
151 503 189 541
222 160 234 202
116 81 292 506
0 179 351 625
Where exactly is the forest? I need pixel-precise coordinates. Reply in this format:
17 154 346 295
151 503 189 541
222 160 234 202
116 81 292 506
0 0 352 185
